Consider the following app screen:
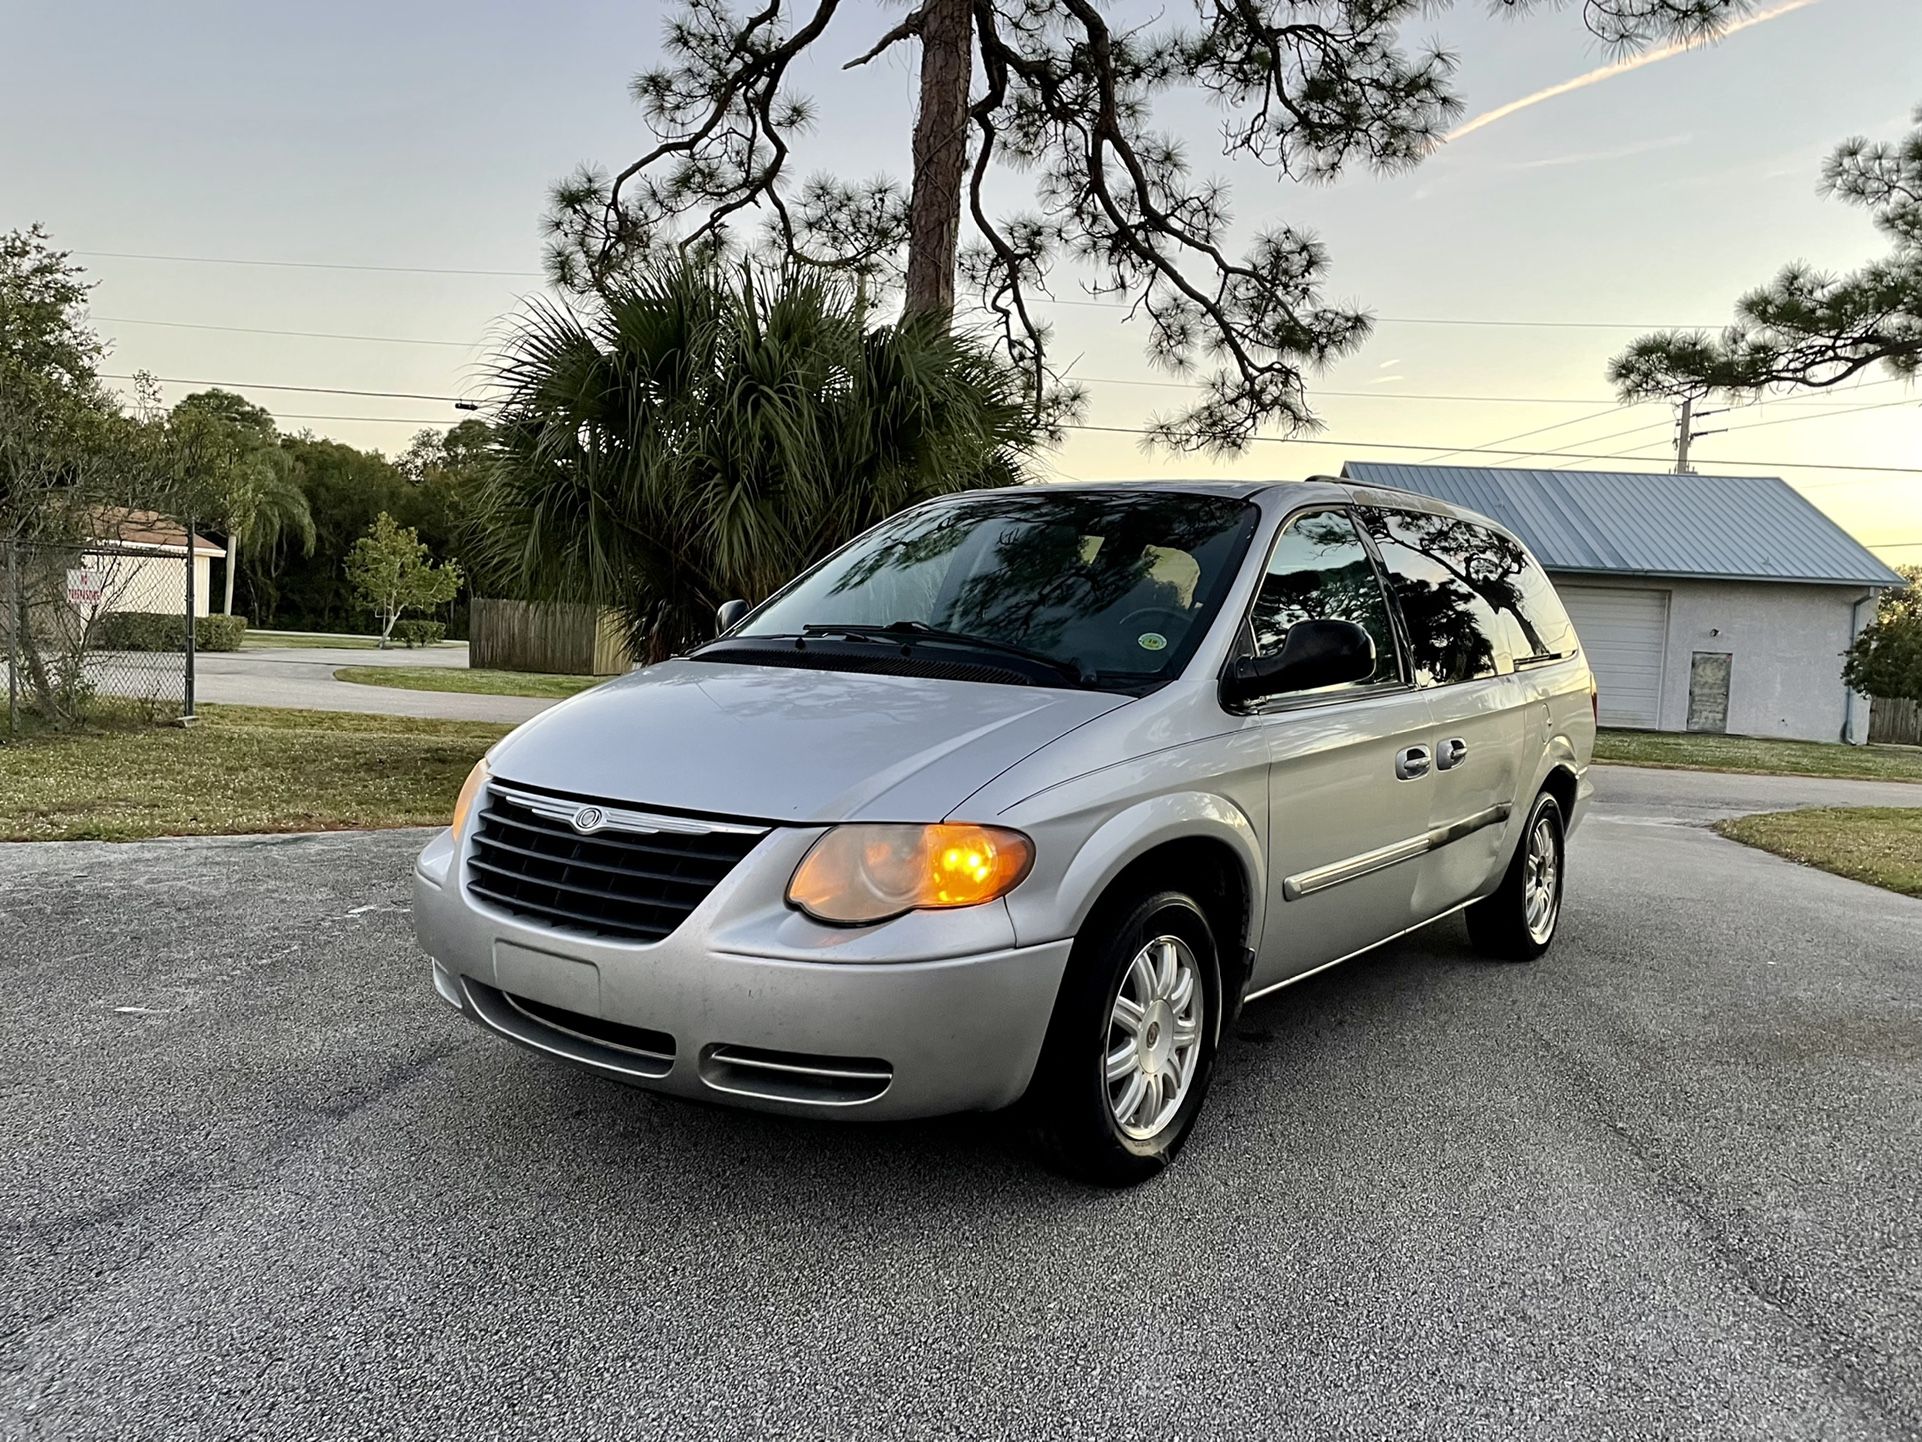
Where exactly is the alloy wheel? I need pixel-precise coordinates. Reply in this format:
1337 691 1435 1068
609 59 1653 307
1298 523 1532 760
1523 814 1560 944
1105 934 1205 1141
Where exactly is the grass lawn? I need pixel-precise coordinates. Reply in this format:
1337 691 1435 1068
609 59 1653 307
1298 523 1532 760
240 629 388 651
0 705 508 842
333 665 603 700
1594 729 1922 784
1715 807 1922 898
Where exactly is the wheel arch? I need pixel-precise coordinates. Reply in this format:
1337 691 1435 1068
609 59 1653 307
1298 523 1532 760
1007 793 1264 1013
1540 761 1579 823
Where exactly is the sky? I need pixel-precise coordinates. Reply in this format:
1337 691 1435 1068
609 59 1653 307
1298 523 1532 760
3 0 1919 565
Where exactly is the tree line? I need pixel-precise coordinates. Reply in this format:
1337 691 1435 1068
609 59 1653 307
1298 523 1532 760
0 224 474 639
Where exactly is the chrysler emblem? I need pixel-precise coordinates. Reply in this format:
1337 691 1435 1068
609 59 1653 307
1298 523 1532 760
571 806 606 834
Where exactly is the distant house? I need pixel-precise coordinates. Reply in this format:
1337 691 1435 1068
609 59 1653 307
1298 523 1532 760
1341 463 1904 744
80 509 227 619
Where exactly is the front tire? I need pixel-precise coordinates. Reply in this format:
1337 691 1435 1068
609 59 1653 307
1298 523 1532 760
1467 790 1566 962
1027 890 1222 1187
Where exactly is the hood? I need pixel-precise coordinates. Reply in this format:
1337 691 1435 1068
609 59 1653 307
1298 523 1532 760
486 658 1132 823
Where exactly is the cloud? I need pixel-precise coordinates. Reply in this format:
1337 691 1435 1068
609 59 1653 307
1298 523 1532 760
1377 358 1403 368
1445 0 1822 145
1509 133 1693 169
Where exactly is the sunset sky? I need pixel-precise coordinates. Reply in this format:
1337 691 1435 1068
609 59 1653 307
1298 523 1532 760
5 0 1918 562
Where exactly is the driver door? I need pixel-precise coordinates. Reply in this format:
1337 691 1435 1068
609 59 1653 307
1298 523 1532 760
1239 509 1434 991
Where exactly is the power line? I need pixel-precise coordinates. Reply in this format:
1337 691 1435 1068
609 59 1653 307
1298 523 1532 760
95 370 1917 474
1078 376 1622 405
1036 297 1723 328
1702 394 1919 436
101 362 1911 418
109 307 1699 355
100 372 465 403
1497 415 1675 469
1420 402 1632 466
97 315 482 349
1057 422 1922 475
77 249 540 279
1077 372 1909 408
1550 438 1676 471
271 413 452 425
81 248 1723 329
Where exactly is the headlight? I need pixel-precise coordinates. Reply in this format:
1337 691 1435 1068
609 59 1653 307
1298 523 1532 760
451 756 490 836
787 823 1034 925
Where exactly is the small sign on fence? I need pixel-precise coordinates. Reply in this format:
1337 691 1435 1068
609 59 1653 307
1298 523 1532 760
65 567 104 607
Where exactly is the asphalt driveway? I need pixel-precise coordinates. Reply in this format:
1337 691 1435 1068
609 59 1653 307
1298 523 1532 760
3 769 1918 1440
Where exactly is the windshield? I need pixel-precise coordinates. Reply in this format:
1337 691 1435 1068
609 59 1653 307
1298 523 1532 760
733 489 1260 687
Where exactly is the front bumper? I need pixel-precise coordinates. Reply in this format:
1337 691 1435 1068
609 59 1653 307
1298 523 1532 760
412 828 1073 1120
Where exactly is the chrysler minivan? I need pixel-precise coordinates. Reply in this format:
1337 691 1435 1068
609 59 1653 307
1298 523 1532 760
413 479 1596 1184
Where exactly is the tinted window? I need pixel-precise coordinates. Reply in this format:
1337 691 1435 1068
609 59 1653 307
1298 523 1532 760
739 490 1260 686
1360 508 1579 677
1246 510 1401 690
1360 508 1507 686
1503 550 1580 663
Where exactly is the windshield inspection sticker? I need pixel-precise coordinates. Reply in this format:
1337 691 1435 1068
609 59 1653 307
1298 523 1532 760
1137 632 1168 652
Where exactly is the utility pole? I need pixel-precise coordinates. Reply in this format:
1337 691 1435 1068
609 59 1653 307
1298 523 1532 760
1674 395 1727 474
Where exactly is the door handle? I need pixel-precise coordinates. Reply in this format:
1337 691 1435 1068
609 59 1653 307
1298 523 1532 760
1437 737 1469 771
1395 745 1431 780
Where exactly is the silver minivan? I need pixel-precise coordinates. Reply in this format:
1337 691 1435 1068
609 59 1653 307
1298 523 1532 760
413 479 1596 1184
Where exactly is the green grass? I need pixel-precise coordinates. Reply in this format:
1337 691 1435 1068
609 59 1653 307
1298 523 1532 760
0 705 508 842
1715 807 1922 898
333 665 603 699
1594 729 1922 784
241 629 387 651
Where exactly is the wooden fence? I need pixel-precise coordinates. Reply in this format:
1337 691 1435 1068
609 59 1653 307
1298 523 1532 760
469 599 633 676
1869 696 1922 747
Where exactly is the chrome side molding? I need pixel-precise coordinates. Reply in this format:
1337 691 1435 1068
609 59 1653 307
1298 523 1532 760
1283 802 1512 901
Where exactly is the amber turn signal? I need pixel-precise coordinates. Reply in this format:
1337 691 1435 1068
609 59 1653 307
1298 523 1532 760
451 756 491 836
788 823 1035 925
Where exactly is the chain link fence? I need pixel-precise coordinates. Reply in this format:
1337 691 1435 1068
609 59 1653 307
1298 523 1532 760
3 537 196 740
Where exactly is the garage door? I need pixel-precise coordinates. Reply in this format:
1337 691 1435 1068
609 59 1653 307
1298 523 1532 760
1558 585 1669 728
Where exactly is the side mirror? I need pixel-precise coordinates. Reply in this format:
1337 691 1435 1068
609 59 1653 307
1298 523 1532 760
1222 619 1375 706
714 598 749 636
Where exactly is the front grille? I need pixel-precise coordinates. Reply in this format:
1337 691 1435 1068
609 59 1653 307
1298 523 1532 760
466 783 766 942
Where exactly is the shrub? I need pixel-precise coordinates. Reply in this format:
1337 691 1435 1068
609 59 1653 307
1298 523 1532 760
196 614 248 652
390 619 447 648
93 612 248 652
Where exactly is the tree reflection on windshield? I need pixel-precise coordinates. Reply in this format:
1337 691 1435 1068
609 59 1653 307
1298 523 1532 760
750 490 1257 679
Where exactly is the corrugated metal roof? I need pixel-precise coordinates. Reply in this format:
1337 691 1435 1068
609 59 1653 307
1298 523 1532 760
1339 463 1904 587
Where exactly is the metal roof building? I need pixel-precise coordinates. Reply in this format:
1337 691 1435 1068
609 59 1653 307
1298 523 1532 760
1339 462 1901 743
1342 463 1902 588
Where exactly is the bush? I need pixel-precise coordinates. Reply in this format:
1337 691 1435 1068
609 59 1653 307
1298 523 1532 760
196 614 248 652
390 620 447 648
93 612 248 652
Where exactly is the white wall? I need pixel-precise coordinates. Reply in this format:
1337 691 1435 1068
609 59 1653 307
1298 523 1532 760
78 549 216 618
1549 573 1875 744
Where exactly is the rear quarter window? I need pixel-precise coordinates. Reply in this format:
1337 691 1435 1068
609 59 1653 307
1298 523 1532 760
1360 508 1577 682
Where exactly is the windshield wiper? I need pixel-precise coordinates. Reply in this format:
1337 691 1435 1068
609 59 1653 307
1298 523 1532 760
800 621 1092 685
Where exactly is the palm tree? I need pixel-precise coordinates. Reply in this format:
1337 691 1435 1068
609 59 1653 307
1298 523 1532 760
166 395 316 616
220 445 315 617
474 259 1041 662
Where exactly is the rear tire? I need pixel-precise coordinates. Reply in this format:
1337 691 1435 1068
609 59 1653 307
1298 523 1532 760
1027 890 1222 1187
1467 791 1565 962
